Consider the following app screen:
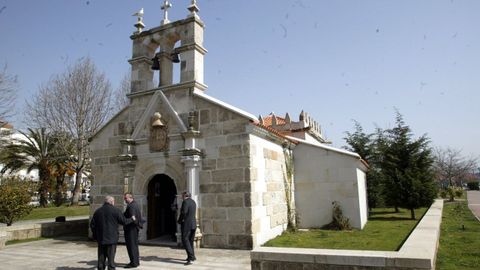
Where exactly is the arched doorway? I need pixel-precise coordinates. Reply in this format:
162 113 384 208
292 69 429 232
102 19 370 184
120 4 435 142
147 174 177 241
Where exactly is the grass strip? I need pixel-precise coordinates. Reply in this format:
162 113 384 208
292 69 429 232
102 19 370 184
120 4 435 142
436 200 480 270
19 205 89 221
264 207 427 251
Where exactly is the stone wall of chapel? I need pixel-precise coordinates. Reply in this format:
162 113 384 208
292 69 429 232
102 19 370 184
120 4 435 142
195 98 254 249
249 135 289 247
89 109 130 215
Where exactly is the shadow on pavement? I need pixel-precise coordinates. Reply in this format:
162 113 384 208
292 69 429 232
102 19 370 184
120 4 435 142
141 255 186 265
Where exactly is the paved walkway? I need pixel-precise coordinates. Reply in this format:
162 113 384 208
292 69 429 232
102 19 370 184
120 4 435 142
0 236 251 270
467 190 480 221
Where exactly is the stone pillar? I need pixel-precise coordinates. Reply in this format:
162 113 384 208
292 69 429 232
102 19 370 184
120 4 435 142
157 51 173 87
118 139 137 193
129 36 155 92
181 154 201 203
181 114 203 247
129 56 154 93
178 17 207 84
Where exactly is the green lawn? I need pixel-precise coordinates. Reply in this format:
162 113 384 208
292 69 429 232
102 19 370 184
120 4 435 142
20 205 89 221
436 201 480 270
264 207 427 251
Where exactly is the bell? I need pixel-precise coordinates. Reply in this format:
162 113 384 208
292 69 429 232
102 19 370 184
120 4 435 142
151 57 160 70
171 53 180 63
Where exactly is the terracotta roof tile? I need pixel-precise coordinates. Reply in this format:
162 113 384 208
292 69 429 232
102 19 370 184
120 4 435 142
262 115 286 126
251 120 298 144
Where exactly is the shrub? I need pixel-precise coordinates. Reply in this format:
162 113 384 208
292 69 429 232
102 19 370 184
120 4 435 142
446 186 463 202
0 176 35 226
454 188 464 198
439 189 448 199
467 181 480 191
322 201 352 230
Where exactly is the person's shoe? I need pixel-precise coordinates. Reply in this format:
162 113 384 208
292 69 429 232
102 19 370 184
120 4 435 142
184 260 193 266
124 264 138 268
185 257 196 261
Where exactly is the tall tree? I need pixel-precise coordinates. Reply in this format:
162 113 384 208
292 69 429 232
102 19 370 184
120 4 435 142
433 147 477 188
381 112 436 219
344 121 383 209
0 65 17 127
112 72 131 113
49 132 77 206
27 57 112 205
0 128 55 207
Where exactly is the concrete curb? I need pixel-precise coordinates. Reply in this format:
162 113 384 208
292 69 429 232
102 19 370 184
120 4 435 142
251 199 443 270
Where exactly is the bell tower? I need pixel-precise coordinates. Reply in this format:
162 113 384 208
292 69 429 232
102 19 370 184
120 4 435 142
129 0 207 93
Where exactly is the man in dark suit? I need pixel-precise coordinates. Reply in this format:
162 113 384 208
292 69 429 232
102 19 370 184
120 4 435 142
123 192 142 268
177 191 197 265
90 195 135 270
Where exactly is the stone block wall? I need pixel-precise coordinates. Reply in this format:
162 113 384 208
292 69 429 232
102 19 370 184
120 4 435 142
196 98 254 249
0 218 89 249
89 109 129 214
249 134 289 247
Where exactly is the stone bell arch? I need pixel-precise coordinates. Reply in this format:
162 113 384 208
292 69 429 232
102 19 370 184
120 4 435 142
118 0 206 244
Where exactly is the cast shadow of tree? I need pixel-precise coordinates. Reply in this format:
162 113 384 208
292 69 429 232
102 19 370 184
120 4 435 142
55 259 96 270
369 217 413 221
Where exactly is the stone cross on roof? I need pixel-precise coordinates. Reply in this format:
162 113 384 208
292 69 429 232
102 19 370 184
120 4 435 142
188 0 200 17
161 0 172 25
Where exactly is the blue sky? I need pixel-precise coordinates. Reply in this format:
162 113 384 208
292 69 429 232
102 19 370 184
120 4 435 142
1 0 479 158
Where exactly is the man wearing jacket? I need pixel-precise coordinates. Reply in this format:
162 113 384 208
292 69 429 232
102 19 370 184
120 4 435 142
90 195 135 270
177 191 197 265
123 192 142 268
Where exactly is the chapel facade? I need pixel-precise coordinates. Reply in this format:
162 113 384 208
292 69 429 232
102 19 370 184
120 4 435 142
89 1 368 250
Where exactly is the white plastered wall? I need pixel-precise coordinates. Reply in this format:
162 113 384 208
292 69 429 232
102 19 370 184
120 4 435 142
293 142 368 229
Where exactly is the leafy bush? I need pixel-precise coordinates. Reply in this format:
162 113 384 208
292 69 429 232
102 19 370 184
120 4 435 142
454 188 464 198
322 201 352 230
445 186 464 202
439 189 448 199
0 176 35 226
467 182 480 191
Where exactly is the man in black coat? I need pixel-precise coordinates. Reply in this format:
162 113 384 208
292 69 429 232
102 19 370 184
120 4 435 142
177 191 197 265
123 192 142 268
90 195 135 270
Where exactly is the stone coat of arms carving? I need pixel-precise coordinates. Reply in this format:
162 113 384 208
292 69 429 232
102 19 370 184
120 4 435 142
149 112 169 152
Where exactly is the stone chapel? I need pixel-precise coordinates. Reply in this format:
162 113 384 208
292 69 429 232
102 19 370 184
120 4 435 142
89 1 368 250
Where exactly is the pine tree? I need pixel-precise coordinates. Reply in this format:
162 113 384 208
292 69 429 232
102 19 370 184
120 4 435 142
344 122 383 209
381 112 436 219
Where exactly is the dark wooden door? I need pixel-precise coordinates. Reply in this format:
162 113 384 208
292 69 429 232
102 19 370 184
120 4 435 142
147 174 177 240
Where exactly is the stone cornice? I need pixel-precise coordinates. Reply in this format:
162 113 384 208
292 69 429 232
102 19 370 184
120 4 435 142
126 80 208 98
130 16 205 40
128 56 152 64
175 43 208 55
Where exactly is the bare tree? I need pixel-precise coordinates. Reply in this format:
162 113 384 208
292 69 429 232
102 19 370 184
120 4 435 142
27 57 112 205
0 65 17 127
112 72 130 113
433 147 478 187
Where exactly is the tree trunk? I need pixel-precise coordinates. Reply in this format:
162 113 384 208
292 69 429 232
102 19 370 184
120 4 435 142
71 168 83 205
54 174 65 207
410 208 416 220
395 206 399 213
39 168 50 207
